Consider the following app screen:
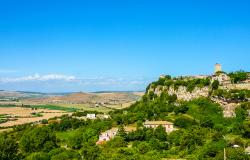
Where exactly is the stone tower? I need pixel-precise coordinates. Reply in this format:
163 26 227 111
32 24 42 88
214 63 222 74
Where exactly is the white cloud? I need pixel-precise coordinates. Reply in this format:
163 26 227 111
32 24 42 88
0 74 77 83
0 74 153 92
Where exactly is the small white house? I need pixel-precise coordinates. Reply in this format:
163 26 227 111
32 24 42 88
86 114 96 119
96 128 118 144
96 126 137 145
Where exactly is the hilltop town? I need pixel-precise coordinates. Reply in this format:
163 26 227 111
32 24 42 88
0 64 249 160
149 64 250 117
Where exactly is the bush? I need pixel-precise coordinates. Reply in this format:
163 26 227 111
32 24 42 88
174 104 189 114
212 80 219 90
107 136 128 148
174 116 196 128
200 117 214 128
200 140 226 158
137 142 152 154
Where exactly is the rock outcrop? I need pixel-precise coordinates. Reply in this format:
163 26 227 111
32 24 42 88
150 85 239 117
151 86 210 101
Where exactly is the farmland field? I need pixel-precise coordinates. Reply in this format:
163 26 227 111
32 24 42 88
0 91 142 128
0 106 70 127
0 101 132 128
55 103 112 113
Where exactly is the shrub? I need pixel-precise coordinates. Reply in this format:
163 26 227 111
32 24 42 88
174 116 196 128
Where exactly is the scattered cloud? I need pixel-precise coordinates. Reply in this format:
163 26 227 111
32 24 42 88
0 74 153 92
0 74 77 83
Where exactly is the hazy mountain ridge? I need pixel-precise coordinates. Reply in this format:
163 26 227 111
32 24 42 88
19 91 143 105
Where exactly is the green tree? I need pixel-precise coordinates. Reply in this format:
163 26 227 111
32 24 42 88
169 129 185 146
229 70 248 83
174 116 196 128
68 131 83 149
242 122 250 138
81 145 100 160
174 104 189 114
167 94 177 103
148 91 156 100
51 150 80 160
137 142 152 154
180 128 204 153
117 125 127 139
212 80 219 90
107 136 128 148
154 125 168 141
235 107 248 122
19 127 57 153
0 134 20 160
216 148 249 160
200 140 226 158
200 117 214 128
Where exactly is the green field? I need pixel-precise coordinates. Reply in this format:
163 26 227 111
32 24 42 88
0 103 115 113
0 104 17 108
0 114 8 124
55 104 113 113
27 105 78 112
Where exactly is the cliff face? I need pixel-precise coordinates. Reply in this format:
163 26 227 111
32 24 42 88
148 74 250 118
150 85 238 118
151 86 210 101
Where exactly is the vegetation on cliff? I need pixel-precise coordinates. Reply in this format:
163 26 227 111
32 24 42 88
148 75 210 92
228 70 249 83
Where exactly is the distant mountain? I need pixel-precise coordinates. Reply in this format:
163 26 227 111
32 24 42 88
0 90 70 100
20 91 143 105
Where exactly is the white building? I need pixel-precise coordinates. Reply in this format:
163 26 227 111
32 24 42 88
144 121 175 133
96 128 118 144
96 126 137 145
86 114 96 119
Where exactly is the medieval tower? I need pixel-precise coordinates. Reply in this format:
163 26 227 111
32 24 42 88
214 63 222 73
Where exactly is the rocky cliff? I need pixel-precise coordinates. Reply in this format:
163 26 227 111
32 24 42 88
150 85 210 101
149 83 248 118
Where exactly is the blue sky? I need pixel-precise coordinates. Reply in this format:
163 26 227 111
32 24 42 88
0 0 250 92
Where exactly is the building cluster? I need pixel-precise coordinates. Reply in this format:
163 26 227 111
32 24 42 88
186 63 231 85
211 63 231 85
174 63 250 88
